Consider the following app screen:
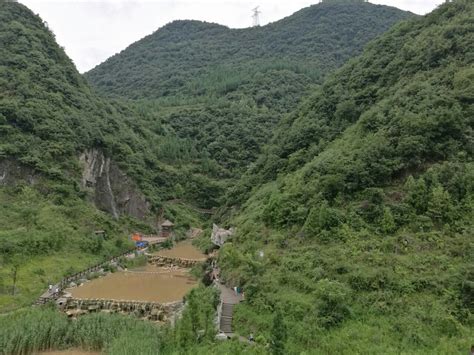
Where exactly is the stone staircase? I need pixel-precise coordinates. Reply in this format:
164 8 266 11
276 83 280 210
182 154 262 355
214 283 244 336
220 302 234 334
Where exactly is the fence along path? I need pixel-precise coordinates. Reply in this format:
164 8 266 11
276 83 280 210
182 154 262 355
34 243 157 306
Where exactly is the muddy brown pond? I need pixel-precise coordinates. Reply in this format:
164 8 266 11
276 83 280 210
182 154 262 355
67 268 197 303
153 240 206 260
66 241 205 303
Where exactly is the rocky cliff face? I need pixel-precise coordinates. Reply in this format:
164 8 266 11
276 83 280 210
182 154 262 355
1 153 150 221
0 160 39 186
79 149 150 220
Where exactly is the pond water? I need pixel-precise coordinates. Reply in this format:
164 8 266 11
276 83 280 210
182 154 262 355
67 268 197 303
153 240 206 260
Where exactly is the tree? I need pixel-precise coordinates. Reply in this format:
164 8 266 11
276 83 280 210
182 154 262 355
405 176 429 214
380 207 396 234
427 185 453 224
270 309 287 355
5 255 24 296
314 279 352 328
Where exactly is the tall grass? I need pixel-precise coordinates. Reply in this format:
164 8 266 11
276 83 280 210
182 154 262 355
0 307 68 355
0 308 166 355
0 286 258 355
67 313 161 351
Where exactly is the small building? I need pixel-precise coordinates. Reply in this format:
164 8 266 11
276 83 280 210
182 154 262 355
160 220 175 238
94 230 106 238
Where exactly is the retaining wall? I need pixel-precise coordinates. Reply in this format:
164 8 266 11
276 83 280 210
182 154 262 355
147 255 206 268
62 298 183 322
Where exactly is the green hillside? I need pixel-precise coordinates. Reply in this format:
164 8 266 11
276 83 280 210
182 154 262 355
0 1 221 210
219 1 474 353
0 2 206 311
86 2 413 176
1 0 473 353
86 3 412 100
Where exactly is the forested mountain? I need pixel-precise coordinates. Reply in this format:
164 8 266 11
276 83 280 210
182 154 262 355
0 1 222 210
86 2 413 176
86 2 411 100
220 1 473 352
0 2 207 310
1 0 472 353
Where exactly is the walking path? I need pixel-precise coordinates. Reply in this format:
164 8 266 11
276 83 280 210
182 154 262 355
216 283 243 335
141 236 168 245
36 284 60 305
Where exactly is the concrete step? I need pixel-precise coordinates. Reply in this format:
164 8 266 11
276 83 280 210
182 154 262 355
220 302 235 333
222 308 233 313
220 326 232 333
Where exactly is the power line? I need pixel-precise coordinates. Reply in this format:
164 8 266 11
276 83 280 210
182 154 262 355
252 6 261 27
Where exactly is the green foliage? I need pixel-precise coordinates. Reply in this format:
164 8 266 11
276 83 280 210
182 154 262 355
0 1 223 210
237 0 472 205
427 185 453 224
86 2 412 180
0 0 472 354
303 200 342 238
220 1 474 353
87 4 412 100
405 176 429 214
0 286 260 354
380 207 396 234
0 186 135 311
270 309 287 355
314 279 352 328
0 307 69 354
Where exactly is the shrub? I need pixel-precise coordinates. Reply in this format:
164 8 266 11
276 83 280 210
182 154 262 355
313 279 352 328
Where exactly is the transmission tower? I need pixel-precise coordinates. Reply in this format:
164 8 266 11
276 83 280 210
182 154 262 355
252 6 261 27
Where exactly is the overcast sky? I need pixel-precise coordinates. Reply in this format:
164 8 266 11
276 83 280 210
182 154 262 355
18 0 445 73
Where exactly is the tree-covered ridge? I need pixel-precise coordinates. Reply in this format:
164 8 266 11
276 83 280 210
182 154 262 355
235 0 474 199
85 1 413 178
86 2 413 100
0 2 211 310
219 1 473 352
0 2 222 210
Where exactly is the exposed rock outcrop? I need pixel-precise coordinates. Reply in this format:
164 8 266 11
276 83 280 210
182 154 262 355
211 224 235 247
0 159 39 186
80 149 150 220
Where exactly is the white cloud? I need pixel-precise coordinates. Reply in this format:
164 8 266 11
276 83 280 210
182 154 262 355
18 0 445 73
